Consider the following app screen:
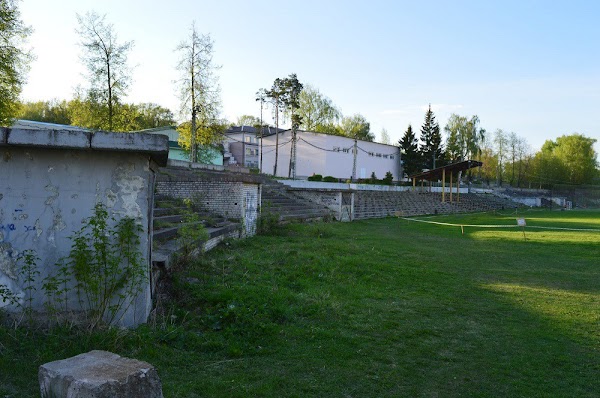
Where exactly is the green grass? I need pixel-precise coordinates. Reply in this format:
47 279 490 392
1 209 599 397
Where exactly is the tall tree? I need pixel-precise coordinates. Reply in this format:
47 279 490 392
444 114 485 162
279 74 303 178
76 11 133 131
175 23 221 162
265 78 286 175
295 85 341 132
419 104 443 169
0 0 32 125
340 114 374 141
379 128 390 145
493 129 508 186
399 124 421 176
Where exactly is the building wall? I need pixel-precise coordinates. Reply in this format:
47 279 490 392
0 147 156 327
261 131 401 180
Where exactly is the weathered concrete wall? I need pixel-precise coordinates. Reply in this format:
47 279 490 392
155 168 261 237
0 127 168 327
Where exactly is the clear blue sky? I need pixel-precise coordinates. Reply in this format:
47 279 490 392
20 0 600 154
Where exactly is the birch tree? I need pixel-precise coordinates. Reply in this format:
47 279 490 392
76 11 133 131
175 23 221 162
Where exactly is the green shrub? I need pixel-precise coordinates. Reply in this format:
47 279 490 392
323 176 337 182
307 174 322 181
383 171 394 185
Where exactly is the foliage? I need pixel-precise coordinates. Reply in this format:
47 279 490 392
322 176 337 182
307 174 323 181
175 23 221 162
383 171 394 185
369 171 378 184
444 114 485 162
176 119 227 163
419 104 443 169
339 114 374 141
177 207 209 260
399 124 421 176
379 128 390 145
19 98 175 131
69 202 145 329
235 114 260 126
76 11 133 131
0 0 32 125
295 84 341 132
257 203 281 236
0 250 39 324
534 134 597 185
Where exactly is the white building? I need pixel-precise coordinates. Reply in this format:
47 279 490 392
261 130 402 181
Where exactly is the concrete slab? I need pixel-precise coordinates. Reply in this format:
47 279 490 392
6 128 90 149
39 350 163 398
92 131 169 165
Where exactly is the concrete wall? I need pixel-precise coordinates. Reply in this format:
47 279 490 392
0 127 168 327
261 131 401 180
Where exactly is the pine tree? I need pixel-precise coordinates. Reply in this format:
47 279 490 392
398 124 421 176
419 104 443 169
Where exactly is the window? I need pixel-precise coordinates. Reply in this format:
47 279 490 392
244 136 252 143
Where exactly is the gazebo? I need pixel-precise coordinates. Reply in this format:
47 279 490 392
409 160 483 203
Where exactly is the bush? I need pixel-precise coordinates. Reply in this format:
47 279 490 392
307 174 322 181
323 176 337 182
383 171 394 185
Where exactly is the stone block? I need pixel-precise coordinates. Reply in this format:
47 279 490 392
39 350 163 398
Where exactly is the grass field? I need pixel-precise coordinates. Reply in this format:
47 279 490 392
1 209 599 397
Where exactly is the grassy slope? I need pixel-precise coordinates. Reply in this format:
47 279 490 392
1 209 599 397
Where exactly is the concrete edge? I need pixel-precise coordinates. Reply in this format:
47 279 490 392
2 128 169 166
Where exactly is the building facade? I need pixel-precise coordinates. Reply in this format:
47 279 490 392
261 130 402 180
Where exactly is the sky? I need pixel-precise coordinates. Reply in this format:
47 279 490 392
19 0 600 154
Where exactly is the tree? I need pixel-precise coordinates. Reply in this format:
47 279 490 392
175 23 221 162
265 77 287 175
235 114 260 126
399 124 421 176
532 134 598 185
18 99 71 125
419 104 443 169
379 128 390 145
279 73 303 178
494 129 508 185
444 114 485 162
339 114 374 141
0 0 32 125
177 119 227 163
295 85 341 132
76 11 133 131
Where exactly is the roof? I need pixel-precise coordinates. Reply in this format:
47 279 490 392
226 125 287 137
409 160 483 180
12 119 93 133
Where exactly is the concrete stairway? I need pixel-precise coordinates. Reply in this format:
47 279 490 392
352 191 522 219
260 179 333 222
151 195 240 271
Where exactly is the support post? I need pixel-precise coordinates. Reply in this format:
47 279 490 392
412 177 416 191
442 168 446 202
450 171 453 203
